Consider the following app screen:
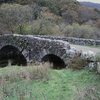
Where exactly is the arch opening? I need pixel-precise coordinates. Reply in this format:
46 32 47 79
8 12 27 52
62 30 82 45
0 45 27 68
41 54 66 69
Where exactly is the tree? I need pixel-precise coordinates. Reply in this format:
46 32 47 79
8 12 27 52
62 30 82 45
0 4 33 34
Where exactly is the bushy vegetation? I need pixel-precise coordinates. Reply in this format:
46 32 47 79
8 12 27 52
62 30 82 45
0 4 34 34
68 54 88 70
96 53 100 62
14 0 79 15
63 23 100 39
0 0 100 39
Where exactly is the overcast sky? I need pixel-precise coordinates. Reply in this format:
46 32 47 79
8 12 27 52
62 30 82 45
77 0 100 3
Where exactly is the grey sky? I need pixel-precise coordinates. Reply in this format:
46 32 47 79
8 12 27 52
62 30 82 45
77 0 100 3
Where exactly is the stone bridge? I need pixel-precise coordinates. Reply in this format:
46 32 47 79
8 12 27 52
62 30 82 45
0 34 76 69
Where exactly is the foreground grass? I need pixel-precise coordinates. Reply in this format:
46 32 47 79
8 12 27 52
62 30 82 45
0 66 100 100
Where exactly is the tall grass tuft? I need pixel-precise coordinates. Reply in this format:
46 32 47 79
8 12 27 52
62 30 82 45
68 54 88 70
0 62 50 85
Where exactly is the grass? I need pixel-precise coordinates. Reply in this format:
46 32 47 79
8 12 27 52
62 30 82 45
0 66 100 100
0 63 50 84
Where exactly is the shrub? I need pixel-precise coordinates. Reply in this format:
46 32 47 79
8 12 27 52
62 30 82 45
16 24 32 34
63 23 100 39
31 19 61 35
96 53 100 62
0 3 61 35
68 55 88 70
0 4 33 34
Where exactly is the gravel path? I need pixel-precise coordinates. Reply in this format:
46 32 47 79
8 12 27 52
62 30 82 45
70 44 100 54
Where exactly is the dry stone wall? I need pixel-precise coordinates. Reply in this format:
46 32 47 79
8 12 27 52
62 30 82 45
35 35 100 46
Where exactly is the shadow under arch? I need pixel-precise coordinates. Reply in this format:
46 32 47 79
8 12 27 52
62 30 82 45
0 45 27 68
41 54 66 69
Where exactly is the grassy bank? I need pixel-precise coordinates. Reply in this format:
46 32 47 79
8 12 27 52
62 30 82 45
0 66 100 100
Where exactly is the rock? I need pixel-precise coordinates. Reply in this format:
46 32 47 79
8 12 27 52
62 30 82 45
97 62 100 73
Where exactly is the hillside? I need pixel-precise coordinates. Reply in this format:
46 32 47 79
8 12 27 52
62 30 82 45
0 0 100 39
80 2 100 10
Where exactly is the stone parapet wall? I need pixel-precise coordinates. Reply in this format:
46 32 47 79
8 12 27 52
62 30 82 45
34 35 100 46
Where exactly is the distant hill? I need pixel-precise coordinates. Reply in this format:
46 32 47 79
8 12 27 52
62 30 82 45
80 2 100 10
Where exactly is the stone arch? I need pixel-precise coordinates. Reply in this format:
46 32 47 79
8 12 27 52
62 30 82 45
41 54 66 69
0 45 27 67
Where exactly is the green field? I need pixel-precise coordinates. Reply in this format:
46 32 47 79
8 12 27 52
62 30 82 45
0 66 100 100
